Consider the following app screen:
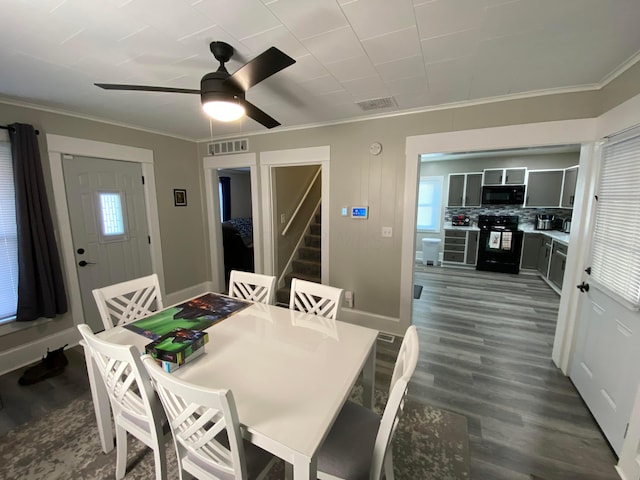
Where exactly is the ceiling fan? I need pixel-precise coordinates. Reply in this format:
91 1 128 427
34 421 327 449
95 41 296 129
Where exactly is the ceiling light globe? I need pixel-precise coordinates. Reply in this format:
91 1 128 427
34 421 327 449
202 101 245 122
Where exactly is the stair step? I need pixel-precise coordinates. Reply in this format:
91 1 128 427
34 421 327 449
309 224 321 235
284 271 321 286
275 287 290 306
292 259 321 277
299 246 321 262
304 234 321 248
315 213 321 224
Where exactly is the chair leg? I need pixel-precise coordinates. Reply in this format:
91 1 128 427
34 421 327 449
384 451 394 480
152 441 167 480
115 425 128 479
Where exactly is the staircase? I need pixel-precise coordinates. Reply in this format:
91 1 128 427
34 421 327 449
276 210 321 305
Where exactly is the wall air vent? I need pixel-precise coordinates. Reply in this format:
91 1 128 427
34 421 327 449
207 138 249 155
356 97 397 111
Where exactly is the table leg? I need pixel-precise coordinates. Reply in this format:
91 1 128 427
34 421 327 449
292 453 316 480
362 341 376 409
82 342 114 453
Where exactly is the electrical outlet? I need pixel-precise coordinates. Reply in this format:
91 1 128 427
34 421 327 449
382 227 393 237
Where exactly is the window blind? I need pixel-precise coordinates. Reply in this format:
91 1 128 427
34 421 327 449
0 141 18 320
590 129 640 308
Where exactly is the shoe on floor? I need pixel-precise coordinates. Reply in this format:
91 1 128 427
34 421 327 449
18 344 69 386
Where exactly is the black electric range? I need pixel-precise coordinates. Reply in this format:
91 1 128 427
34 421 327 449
476 215 523 274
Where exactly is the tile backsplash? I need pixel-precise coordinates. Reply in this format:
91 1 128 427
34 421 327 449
445 207 572 227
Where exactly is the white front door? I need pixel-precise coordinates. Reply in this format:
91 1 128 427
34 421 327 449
63 156 153 332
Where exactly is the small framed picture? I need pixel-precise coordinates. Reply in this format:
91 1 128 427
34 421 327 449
174 189 187 207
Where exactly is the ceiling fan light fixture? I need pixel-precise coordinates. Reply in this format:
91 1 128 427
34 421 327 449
202 100 245 122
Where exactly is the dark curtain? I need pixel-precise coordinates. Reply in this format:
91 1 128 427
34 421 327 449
220 176 231 222
9 123 68 321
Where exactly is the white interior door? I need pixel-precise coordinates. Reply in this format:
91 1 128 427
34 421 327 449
570 131 640 456
63 156 153 332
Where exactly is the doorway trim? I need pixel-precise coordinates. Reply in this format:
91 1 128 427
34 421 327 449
203 153 259 293
260 146 330 282
47 134 164 326
402 118 597 372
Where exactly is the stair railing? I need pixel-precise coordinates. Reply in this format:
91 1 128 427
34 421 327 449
282 167 321 236
278 199 322 290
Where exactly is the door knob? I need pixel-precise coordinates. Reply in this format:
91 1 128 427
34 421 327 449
78 260 96 267
576 281 589 293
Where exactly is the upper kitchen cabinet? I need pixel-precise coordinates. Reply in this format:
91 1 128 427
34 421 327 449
448 173 482 207
483 168 526 185
525 170 563 207
561 166 579 208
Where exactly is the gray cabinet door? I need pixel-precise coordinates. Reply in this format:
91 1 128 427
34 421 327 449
561 167 578 207
548 242 567 289
466 231 479 265
538 238 552 276
448 174 464 206
505 168 526 184
465 173 482 206
521 233 541 269
526 170 563 206
483 169 503 185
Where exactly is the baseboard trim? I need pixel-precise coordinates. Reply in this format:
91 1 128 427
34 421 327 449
0 326 80 376
339 308 403 336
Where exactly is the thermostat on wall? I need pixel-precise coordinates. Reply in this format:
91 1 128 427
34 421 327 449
350 206 369 219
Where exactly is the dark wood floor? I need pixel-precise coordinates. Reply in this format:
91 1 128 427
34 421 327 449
407 265 619 479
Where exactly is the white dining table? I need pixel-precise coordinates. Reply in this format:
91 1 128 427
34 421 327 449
82 295 378 480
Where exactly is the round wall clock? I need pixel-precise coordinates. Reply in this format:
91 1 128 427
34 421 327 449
369 142 382 155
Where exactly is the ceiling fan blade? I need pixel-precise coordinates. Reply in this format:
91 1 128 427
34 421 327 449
95 83 200 94
239 99 280 129
226 47 295 91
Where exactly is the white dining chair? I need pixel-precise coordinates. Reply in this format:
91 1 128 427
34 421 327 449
228 270 277 305
316 325 420 480
77 324 168 480
289 278 345 320
92 273 163 330
141 354 277 480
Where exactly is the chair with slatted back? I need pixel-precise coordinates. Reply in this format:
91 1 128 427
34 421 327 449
141 354 277 480
289 278 344 320
228 270 277 305
92 273 163 330
77 324 167 480
316 325 420 480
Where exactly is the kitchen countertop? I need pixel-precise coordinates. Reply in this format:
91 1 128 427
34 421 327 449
444 225 480 231
519 224 570 244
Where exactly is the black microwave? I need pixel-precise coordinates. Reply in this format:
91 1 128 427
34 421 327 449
481 185 525 205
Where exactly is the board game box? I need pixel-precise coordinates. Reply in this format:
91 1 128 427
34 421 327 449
145 328 209 365
124 293 251 340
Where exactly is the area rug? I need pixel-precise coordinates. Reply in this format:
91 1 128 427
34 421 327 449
0 389 469 480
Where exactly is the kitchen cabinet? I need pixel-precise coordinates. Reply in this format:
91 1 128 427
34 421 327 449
521 233 542 270
548 241 568 289
447 173 482 207
561 166 579 208
443 229 479 265
483 168 526 185
538 238 552 276
525 170 563 207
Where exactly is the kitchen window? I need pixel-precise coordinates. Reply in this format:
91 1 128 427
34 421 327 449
416 176 443 232
0 139 18 323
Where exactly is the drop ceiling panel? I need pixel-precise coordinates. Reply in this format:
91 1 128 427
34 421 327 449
375 56 426 83
324 55 378 83
193 0 282 41
239 26 308 58
414 0 485 40
267 0 349 40
361 27 422 65
302 27 365 65
421 29 480 64
340 0 416 40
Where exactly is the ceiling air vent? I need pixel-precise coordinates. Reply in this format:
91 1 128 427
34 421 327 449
208 138 249 155
356 97 397 111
